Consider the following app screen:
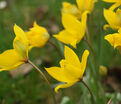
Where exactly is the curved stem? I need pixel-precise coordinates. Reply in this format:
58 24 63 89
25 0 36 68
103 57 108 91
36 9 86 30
28 60 57 104
48 39 64 59
81 80 95 104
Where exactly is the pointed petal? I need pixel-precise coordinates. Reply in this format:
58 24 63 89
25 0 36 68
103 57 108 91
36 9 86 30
109 3 121 11
54 30 78 48
13 24 28 47
55 82 76 93
45 67 70 82
13 24 28 58
103 0 121 3
64 46 81 67
80 50 90 77
79 11 88 39
0 49 24 71
62 13 81 34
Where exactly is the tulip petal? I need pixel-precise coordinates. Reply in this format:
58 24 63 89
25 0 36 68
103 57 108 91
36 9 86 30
79 11 88 39
54 30 78 48
64 46 81 68
13 24 28 58
103 0 121 3
62 13 81 34
13 24 28 48
80 50 90 77
45 67 70 83
105 33 121 48
0 49 24 71
55 82 76 93
60 59 81 81
104 9 121 30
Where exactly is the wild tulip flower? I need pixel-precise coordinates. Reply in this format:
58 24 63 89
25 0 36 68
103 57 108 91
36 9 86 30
54 11 88 48
0 24 29 71
104 7 121 30
26 22 50 48
45 46 89 93
105 28 121 53
62 0 97 18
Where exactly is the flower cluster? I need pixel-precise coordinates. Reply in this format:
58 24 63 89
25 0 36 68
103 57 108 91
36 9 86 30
103 0 121 53
54 0 97 48
0 23 49 71
0 0 97 95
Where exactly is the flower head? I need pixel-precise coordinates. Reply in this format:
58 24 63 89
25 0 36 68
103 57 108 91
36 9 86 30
0 24 29 71
104 5 121 30
26 22 50 48
45 46 89 93
105 28 121 53
62 0 97 18
54 11 88 48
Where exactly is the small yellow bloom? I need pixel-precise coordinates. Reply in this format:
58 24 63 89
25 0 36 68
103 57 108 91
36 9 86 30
54 11 88 48
62 0 97 18
104 8 121 30
99 65 107 76
26 22 50 48
45 46 89 93
104 28 121 53
0 24 29 71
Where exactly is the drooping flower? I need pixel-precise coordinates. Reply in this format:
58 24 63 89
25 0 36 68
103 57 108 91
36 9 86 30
45 46 89 93
105 28 121 53
62 0 97 18
54 11 88 48
0 24 29 71
26 22 50 48
103 3 121 30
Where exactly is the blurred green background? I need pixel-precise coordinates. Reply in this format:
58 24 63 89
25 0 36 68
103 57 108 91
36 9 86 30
0 0 121 104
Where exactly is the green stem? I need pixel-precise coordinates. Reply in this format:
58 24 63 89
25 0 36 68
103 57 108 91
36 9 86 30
81 80 95 104
85 26 99 79
28 60 57 104
48 39 64 59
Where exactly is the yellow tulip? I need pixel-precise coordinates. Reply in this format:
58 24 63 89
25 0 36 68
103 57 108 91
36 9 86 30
105 28 121 53
45 46 89 93
104 8 121 30
0 24 29 71
62 0 97 18
54 11 88 48
26 22 50 48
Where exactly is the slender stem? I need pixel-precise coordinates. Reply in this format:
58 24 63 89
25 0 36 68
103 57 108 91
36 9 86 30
85 27 99 79
81 80 95 104
28 60 57 104
48 39 64 59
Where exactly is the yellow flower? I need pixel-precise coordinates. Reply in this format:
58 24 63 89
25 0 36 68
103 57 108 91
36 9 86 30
26 22 50 48
99 65 107 76
45 46 89 93
104 28 121 53
104 7 121 30
0 24 29 71
54 11 88 48
62 0 97 18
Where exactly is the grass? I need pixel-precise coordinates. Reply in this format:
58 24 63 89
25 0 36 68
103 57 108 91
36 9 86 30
0 0 121 104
